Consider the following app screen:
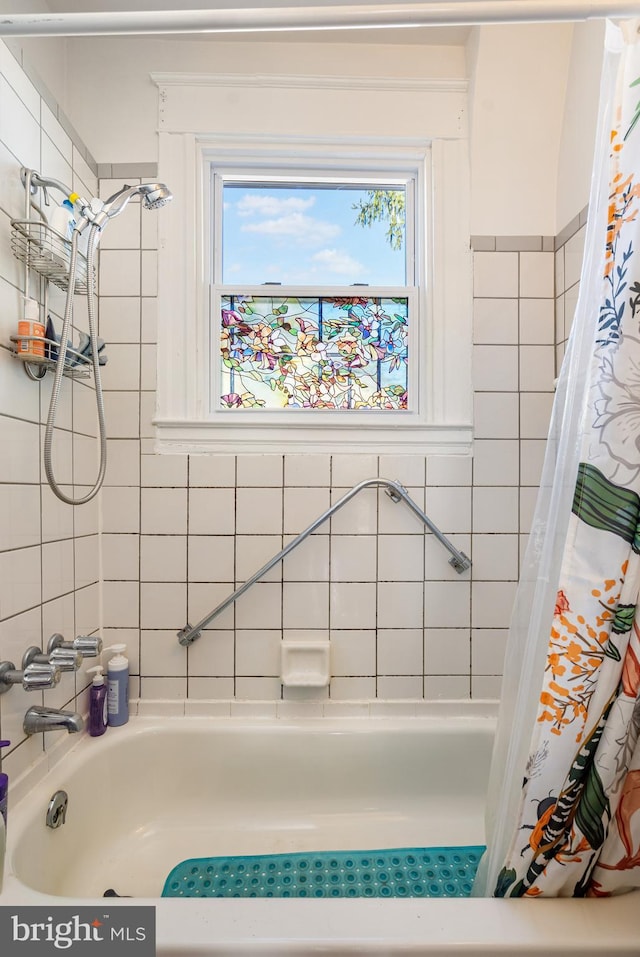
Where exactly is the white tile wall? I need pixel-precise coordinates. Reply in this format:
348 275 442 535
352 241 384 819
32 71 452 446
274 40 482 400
555 211 587 371
0 39 585 764
0 41 100 772
93 221 563 706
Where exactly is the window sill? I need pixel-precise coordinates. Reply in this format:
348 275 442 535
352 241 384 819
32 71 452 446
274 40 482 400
153 417 473 455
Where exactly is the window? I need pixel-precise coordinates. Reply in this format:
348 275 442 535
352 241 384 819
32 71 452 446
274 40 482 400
213 175 414 414
220 182 407 285
153 72 472 454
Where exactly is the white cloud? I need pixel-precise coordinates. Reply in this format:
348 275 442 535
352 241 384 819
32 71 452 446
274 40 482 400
235 194 316 217
241 212 340 245
311 248 365 278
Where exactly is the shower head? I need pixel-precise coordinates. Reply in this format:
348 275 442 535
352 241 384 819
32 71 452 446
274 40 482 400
101 182 173 221
140 184 173 210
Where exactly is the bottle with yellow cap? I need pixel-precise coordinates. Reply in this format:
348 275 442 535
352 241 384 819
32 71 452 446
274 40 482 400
50 199 76 241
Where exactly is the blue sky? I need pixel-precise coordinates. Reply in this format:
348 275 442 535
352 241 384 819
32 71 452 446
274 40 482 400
222 184 405 286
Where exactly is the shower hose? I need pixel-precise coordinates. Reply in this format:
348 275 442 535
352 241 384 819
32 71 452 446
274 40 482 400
43 223 107 505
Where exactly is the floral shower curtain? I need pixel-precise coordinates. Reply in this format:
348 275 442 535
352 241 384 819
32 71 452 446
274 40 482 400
476 19 640 898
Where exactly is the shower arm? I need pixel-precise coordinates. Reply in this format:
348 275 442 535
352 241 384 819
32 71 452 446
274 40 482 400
177 477 471 647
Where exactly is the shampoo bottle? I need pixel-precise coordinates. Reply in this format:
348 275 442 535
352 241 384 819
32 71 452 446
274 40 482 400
49 199 76 240
105 644 129 727
87 666 108 737
0 740 9 829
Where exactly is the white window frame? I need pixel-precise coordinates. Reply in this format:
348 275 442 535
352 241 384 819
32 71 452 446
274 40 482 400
153 73 472 454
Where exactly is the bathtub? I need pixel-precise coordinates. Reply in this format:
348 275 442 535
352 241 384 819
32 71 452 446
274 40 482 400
2 702 640 956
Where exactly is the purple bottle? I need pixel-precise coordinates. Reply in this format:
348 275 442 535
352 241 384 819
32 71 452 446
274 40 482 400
87 666 108 737
0 739 10 828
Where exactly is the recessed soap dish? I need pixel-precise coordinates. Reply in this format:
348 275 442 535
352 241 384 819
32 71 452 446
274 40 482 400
281 640 330 688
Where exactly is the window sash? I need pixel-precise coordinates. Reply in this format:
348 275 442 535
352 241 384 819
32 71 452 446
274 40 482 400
210 285 418 420
211 168 417 287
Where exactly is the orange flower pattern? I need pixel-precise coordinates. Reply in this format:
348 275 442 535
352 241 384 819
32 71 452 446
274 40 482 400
539 574 623 741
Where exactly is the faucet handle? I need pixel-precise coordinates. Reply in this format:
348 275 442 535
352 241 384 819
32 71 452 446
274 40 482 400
0 660 61 693
47 633 102 658
49 648 82 671
23 645 81 673
22 662 61 690
72 635 102 658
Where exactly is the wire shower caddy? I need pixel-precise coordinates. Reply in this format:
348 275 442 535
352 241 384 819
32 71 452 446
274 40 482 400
9 218 95 378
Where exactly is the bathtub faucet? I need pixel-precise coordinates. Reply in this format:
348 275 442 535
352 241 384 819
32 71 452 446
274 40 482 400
23 706 84 735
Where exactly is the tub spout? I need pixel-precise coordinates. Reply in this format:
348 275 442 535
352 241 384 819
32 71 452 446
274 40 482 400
23 706 84 735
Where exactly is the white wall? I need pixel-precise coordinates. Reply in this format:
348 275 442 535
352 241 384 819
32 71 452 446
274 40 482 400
0 21 607 729
2 20 602 237
468 23 573 236
0 0 68 114
556 19 605 230
63 36 466 162
60 25 583 240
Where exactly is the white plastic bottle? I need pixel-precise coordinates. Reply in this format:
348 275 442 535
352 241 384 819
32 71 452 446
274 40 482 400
49 199 76 241
105 644 129 727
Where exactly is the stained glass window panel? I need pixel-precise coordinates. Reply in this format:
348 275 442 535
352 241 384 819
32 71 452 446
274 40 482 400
220 295 408 411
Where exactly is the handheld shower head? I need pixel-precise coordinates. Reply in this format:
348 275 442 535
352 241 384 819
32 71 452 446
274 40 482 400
139 184 173 210
101 182 173 221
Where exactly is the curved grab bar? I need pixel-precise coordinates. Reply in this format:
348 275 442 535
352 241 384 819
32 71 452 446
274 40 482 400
177 477 471 646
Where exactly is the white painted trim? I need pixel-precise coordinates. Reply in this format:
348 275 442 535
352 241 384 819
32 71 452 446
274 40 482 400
155 83 473 454
156 80 466 140
151 72 468 94
152 420 473 455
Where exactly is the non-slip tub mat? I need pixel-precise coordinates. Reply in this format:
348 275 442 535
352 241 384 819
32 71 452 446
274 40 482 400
162 845 485 899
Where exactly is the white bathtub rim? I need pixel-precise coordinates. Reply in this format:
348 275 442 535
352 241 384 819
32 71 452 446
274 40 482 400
0 887 639 956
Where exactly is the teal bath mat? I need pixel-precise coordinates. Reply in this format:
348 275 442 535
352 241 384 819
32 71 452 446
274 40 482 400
162 845 485 899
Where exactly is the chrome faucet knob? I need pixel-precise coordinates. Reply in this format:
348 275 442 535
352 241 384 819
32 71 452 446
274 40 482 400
72 635 102 657
23 644 80 673
48 648 82 672
22 662 61 690
0 660 61 693
47 633 102 658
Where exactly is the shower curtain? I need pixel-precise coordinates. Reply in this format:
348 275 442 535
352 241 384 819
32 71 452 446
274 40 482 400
476 19 640 898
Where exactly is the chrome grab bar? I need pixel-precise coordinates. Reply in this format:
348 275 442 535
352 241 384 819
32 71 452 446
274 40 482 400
177 477 471 646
